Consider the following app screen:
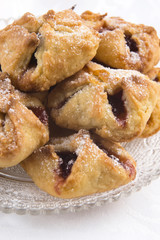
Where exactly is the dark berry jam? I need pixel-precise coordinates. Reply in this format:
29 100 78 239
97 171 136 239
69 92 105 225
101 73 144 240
28 53 37 69
108 90 127 126
125 35 138 52
153 77 159 82
57 151 77 179
29 106 48 125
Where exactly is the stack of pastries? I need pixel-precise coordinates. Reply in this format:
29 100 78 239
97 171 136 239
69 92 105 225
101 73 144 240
0 9 159 199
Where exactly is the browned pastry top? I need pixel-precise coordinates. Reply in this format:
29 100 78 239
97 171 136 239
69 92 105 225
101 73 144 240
48 61 158 142
0 10 100 91
141 68 160 137
0 72 49 168
21 130 136 198
81 11 160 73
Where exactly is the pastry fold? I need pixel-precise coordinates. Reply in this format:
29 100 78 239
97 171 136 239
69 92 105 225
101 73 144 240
141 68 160 137
81 11 160 73
21 130 136 199
0 73 49 168
0 10 100 91
48 62 158 142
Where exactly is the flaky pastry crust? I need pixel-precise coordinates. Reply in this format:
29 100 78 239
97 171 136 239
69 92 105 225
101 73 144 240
141 68 160 137
0 73 49 168
81 11 160 73
21 130 136 199
48 62 158 142
0 10 100 91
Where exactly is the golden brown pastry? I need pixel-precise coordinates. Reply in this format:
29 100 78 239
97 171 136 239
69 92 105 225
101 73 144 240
0 73 49 168
141 68 160 137
0 10 100 91
48 62 158 142
81 11 160 73
30 91 49 106
21 130 136 199
81 10 107 31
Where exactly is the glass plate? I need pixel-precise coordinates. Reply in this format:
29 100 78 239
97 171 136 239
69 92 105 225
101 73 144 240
0 132 160 215
0 18 160 215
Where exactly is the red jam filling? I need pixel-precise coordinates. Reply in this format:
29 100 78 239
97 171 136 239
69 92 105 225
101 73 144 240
125 35 138 52
108 90 127 126
29 106 48 125
57 151 77 179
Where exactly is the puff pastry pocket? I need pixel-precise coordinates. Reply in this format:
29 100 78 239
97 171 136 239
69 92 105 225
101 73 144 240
0 10 100 91
81 11 160 73
141 68 160 138
0 73 49 168
48 61 158 142
21 130 136 199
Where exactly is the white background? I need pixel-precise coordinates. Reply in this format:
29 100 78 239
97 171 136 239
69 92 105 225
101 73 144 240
0 0 160 239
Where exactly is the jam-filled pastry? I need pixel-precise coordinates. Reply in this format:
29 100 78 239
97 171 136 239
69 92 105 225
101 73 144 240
48 61 158 142
0 10 100 92
81 11 160 73
141 68 160 138
0 73 49 168
21 130 136 199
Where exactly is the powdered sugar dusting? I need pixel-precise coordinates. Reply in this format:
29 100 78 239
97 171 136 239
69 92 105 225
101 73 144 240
130 51 140 64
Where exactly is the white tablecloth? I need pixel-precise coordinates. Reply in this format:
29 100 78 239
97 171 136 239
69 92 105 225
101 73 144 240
1 179 160 240
0 0 160 239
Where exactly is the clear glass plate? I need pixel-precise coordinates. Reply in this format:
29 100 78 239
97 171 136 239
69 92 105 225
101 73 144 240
0 18 160 215
0 131 160 215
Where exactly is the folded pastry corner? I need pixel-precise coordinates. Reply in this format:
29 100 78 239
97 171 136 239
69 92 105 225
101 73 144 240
141 68 160 138
21 130 136 199
0 9 158 200
48 61 158 142
0 72 49 168
0 9 100 91
81 11 160 73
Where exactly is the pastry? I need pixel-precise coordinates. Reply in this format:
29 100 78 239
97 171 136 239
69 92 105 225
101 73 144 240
81 11 160 73
141 68 160 137
21 130 136 199
30 91 49 106
0 73 49 168
81 10 107 31
48 61 158 142
0 8 159 200
0 10 100 91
